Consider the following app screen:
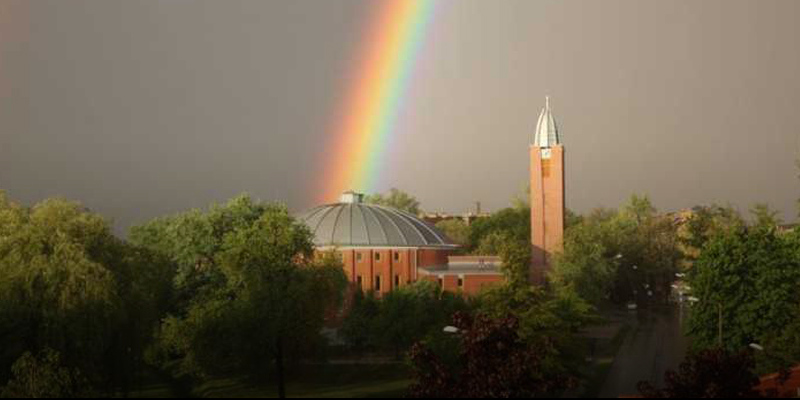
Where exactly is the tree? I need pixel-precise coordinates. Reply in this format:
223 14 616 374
467 206 529 254
142 200 347 398
750 203 782 229
434 218 470 246
686 226 800 352
754 306 800 374
0 195 173 395
340 281 469 358
364 188 421 215
339 289 380 353
551 195 680 305
1 348 92 398
407 312 571 398
638 348 760 398
678 204 744 267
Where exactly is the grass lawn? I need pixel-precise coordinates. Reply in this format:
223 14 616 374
195 363 411 398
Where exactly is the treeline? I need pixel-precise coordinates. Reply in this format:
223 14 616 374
0 193 174 397
2 186 799 398
0 193 346 398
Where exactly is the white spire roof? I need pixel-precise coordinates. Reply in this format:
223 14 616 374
533 96 560 147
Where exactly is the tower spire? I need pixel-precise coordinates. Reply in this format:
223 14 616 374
534 96 560 148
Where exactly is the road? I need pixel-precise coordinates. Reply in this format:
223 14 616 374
599 306 690 398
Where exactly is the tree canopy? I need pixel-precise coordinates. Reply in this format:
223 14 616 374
686 226 800 352
132 196 347 398
364 188 421 215
551 195 681 305
0 195 174 395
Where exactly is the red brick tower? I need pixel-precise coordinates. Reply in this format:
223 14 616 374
530 96 565 285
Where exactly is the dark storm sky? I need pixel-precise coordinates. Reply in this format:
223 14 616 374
1 0 799 235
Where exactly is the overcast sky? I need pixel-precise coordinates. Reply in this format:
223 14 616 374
1 0 799 235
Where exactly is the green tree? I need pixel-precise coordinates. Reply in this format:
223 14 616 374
372 281 468 358
0 195 173 395
475 239 595 383
467 207 529 254
678 204 744 266
749 203 782 228
686 226 800 352
339 289 380 353
1 348 92 398
143 200 347 398
364 188 421 215
340 281 469 359
408 312 571 398
434 218 470 246
551 195 680 305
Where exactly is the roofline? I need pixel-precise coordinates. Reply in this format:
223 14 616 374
314 244 460 251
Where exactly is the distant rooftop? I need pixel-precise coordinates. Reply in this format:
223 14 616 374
419 256 503 276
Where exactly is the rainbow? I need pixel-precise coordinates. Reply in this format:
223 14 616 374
317 0 438 203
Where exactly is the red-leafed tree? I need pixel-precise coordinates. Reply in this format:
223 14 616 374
637 348 761 398
407 312 570 398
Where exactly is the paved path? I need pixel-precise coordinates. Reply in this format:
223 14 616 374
599 306 690 398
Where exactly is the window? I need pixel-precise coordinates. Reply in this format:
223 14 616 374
394 275 400 288
375 252 381 261
356 252 363 262
437 277 443 289
394 252 400 261
458 277 464 289
356 275 362 287
375 276 381 291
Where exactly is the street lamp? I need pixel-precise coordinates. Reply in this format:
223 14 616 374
749 343 765 352
443 326 459 334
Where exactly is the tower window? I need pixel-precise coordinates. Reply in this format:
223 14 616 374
375 252 381 261
356 275 362 287
356 252 363 262
437 278 443 289
394 275 400 288
375 276 381 291
458 277 464 289
394 252 400 261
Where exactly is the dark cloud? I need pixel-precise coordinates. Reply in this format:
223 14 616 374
1 0 799 235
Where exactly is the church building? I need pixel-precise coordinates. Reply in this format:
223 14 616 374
298 97 565 295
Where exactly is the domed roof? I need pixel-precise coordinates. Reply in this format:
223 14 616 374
297 193 458 249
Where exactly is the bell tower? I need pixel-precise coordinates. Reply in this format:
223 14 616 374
530 96 565 285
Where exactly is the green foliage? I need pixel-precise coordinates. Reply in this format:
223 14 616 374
339 290 380 353
679 204 744 265
551 220 616 304
754 305 800 373
408 313 571 398
749 203 782 228
467 206 530 254
364 188 421 215
0 195 174 394
1 348 92 398
137 197 347 397
552 194 680 305
687 226 800 352
340 281 469 358
475 282 595 381
434 218 470 246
